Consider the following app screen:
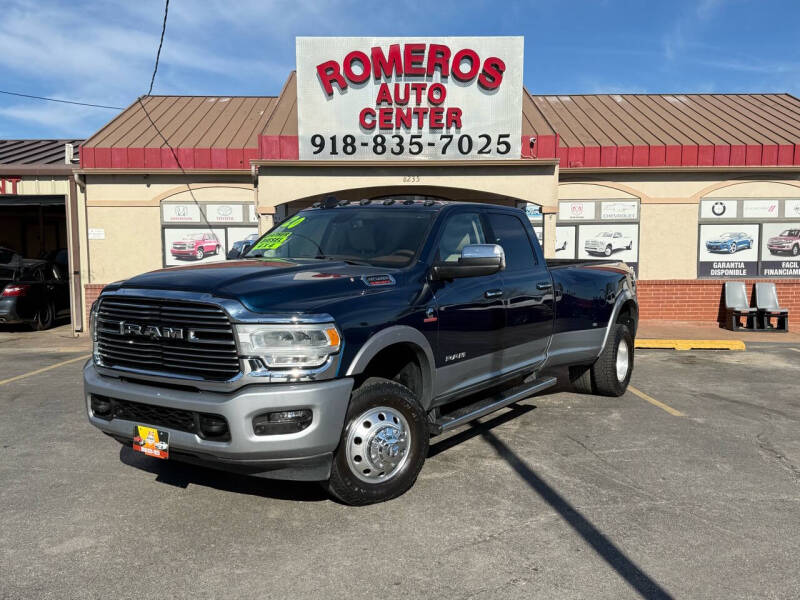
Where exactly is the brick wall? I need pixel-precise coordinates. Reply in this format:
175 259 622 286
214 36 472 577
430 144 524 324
84 284 105 326
637 279 800 325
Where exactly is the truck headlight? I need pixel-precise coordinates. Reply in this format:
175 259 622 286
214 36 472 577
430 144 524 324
234 323 341 369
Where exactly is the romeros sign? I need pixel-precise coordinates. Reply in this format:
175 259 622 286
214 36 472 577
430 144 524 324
296 37 524 160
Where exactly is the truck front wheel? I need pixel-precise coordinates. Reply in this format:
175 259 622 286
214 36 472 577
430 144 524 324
327 377 429 505
569 324 633 397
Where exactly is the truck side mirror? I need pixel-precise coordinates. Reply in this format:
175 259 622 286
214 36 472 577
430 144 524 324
431 244 505 280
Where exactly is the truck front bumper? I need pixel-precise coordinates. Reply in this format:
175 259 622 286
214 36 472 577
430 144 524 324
83 362 353 481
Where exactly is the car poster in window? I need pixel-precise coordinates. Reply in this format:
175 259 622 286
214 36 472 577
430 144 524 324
163 228 227 267
698 224 759 277
577 224 638 270
162 203 201 223
555 226 576 259
700 199 737 219
600 201 638 221
785 200 800 219
760 222 800 277
205 204 244 224
525 203 543 223
226 227 260 258
247 204 257 223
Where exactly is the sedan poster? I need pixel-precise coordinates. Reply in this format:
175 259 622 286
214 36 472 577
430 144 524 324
698 224 758 277
760 222 800 277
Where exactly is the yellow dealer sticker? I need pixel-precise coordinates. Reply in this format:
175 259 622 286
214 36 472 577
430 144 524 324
252 232 292 250
284 215 306 229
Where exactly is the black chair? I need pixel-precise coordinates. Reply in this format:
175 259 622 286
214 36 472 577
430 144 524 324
724 281 757 331
755 282 789 332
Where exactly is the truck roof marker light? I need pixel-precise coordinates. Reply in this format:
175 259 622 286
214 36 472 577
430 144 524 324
359 198 371 205
383 198 395 205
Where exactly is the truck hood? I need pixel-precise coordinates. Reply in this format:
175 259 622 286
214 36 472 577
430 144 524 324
117 258 398 314
769 235 797 242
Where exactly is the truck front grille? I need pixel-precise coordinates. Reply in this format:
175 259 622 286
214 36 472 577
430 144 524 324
95 296 240 381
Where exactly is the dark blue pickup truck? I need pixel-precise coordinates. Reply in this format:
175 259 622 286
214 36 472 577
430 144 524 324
85 198 637 504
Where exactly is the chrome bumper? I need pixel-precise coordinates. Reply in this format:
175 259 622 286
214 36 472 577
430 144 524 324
84 361 353 480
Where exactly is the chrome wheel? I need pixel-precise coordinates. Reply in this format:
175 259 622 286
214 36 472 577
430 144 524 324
196 248 205 259
604 245 612 256
345 406 411 484
616 338 630 382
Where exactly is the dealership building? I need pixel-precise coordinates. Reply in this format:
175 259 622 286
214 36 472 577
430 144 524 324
59 37 800 333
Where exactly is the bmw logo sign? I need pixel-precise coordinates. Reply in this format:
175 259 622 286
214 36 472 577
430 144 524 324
711 201 726 216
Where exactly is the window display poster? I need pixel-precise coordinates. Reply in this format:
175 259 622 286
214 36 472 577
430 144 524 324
163 228 226 267
205 204 244 223
532 226 543 246
760 222 800 277
742 200 779 219
248 204 257 223
226 227 260 256
555 226 576 259
526 203 543 222
697 223 759 277
785 200 800 220
700 199 737 219
600 201 638 220
559 201 595 221
162 203 201 223
577 224 639 263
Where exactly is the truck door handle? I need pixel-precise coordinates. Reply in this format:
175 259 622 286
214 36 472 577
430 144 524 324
536 282 552 290
484 289 503 299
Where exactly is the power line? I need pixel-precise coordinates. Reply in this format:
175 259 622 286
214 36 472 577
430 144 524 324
0 89 123 110
148 0 170 96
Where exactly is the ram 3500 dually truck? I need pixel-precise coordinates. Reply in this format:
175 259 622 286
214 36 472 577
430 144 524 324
85 198 637 505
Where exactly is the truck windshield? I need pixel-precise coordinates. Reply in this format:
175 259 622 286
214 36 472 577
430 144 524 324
245 208 435 267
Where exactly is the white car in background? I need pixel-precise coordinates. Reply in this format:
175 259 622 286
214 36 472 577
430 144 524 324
585 231 633 256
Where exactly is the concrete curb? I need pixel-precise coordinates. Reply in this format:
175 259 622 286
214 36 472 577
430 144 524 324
635 339 746 351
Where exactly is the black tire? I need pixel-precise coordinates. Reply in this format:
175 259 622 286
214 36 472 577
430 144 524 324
569 364 595 394
327 377 429 506
570 324 633 397
31 301 55 331
604 245 612 257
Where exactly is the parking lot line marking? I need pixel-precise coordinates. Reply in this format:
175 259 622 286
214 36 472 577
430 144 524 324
635 339 745 351
789 348 800 353
0 354 89 387
628 385 686 417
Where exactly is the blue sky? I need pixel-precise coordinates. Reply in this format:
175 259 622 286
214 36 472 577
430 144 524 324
1 0 799 139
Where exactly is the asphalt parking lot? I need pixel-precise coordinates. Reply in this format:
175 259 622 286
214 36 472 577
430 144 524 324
1 336 799 599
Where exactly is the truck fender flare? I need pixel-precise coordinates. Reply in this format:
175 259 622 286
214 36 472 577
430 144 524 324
597 288 636 358
344 325 436 409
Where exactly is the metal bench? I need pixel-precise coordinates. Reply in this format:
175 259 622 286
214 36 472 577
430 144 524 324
724 281 757 331
755 282 789 332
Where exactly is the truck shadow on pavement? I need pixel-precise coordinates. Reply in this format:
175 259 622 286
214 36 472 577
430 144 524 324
429 398 674 600
118 446 329 502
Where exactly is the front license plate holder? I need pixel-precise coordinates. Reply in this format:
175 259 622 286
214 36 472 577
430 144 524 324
132 425 169 459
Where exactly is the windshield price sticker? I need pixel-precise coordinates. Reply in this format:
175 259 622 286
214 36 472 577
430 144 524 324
296 37 523 160
252 232 292 250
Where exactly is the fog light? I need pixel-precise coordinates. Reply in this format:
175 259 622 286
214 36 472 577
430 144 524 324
199 415 229 439
253 409 312 436
91 395 113 420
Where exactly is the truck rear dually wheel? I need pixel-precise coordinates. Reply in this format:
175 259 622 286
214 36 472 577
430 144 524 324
569 324 633 397
327 377 428 505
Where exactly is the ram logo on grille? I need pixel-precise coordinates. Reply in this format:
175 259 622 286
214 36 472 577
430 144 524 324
119 321 184 340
